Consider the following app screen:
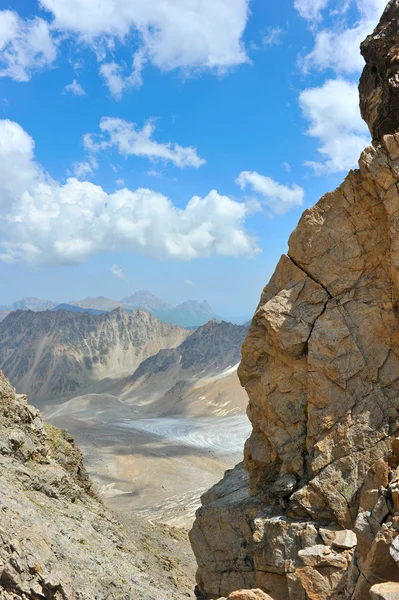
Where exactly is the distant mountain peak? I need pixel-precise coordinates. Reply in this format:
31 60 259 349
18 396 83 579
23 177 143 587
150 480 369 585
176 299 213 310
120 291 173 312
120 292 219 327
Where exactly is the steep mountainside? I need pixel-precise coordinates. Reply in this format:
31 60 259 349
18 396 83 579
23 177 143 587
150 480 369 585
104 319 249 416
0 308 188 403
121 291 221 327
190 3 399 600
0 371 195 599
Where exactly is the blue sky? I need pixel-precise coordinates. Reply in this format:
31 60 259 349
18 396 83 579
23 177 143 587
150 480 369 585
0 0 387 318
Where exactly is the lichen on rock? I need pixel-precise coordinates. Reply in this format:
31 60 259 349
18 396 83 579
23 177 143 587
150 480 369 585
190 3 399 599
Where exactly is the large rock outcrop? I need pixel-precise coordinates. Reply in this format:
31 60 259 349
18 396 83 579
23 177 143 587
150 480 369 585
190 3 399 599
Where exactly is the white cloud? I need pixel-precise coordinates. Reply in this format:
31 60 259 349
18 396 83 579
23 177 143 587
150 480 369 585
299 78 370 174
296 0 383 173
236 171 304 215
0 10 57 81
0 119 258 266
115 178 125 187
282 162 291 173
99 63 126 100
262 27 284 47
294 0 328 23
302 0 387 75
100 50 145 99
84 117 206 169
147 169 162 178
111 264 126 279
70 157 98 179
40 0 249 91
185 279 194 286
63 79 85 95
2 0 249 92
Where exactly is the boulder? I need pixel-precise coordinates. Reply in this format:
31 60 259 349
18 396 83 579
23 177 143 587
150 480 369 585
370 582 399 600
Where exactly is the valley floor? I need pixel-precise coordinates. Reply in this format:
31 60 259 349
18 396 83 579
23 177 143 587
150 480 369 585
44 398 250 597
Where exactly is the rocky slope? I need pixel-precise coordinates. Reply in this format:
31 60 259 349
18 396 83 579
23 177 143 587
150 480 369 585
190 3 399 599
102 319 249 416
0 308 188 404
0 370 195 599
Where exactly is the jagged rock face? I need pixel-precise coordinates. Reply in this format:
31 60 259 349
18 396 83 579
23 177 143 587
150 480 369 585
0 307 188 403
190 6 399 598
0 371 166 599
360 1 399 140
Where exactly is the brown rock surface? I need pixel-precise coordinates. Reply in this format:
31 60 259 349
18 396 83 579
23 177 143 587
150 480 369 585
190 3 399 600
226 591 274 600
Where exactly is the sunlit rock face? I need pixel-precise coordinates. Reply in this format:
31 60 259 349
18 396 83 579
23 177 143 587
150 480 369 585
190 3 399 599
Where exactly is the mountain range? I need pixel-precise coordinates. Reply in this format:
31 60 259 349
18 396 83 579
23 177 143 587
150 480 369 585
0 291 228 327
97 318 249 417
0 307 188 404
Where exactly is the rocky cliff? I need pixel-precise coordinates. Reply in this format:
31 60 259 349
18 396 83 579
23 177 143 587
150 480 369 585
0 307 188 403
190 3 399 599
0 370 174 599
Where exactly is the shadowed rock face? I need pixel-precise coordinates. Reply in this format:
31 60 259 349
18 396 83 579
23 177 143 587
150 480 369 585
190 4 399 600
360 0 399 140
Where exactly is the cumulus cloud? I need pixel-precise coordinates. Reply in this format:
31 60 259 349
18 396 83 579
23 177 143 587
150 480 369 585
111 264 127 279
0 119 258 266
39 0 249 93
185 280 194 286
0 10 57 81
84 117 206 169
236 171 304 215
301 0 387 74
63 79 85 95
299 78 370 174
296 0 383 173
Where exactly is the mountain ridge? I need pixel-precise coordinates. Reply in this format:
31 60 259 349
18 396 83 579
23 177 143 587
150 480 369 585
0 307 189 404
0 291 227 327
